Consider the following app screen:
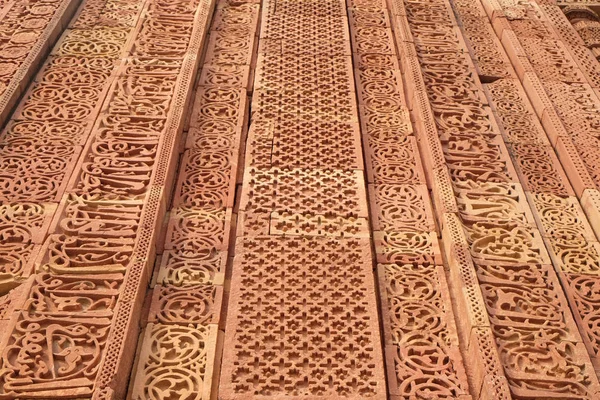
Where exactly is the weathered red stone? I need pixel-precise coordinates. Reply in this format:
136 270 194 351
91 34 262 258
1 0 600 398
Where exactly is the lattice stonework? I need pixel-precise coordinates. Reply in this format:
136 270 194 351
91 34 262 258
1 0 600 398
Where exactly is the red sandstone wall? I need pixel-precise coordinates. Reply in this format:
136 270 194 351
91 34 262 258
1 0 600 398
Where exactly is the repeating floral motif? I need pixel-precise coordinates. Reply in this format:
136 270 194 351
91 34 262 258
466 0 600 385
0 0 79 126
0 0 215 396
130 0 258 397
394 0 600 396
